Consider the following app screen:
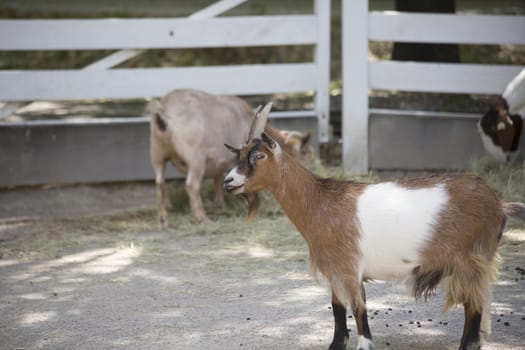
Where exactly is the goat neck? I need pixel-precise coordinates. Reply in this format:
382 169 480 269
271 152 364 242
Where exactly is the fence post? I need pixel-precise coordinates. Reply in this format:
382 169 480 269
342 0 369 175
314 0 331 143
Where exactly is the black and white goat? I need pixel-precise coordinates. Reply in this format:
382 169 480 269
224 102 525 350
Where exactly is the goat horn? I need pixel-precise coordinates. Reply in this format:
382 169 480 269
247 102 272 141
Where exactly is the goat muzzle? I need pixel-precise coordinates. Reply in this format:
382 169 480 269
223 176 244 193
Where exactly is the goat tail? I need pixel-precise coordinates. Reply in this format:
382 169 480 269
502 202 525 224
144 98 162 116
145 99 168 132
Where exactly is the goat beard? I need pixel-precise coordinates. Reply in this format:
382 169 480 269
241 193 259 222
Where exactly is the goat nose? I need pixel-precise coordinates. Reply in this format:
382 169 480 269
224 177 233 184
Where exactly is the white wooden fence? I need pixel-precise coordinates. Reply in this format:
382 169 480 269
0 0 331 186
2 0 525 184
342 1 525 174
0 0 331 141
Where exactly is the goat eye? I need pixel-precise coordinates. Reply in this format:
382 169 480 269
255 153 266 160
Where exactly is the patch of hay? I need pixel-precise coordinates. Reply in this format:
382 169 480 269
470 157 525 203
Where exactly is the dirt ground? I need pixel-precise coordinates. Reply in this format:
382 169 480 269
0 182 524 350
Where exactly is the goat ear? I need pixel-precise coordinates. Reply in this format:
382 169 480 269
301 129 312 147
248 102 272 141
247 104 263 140
261 132 280 153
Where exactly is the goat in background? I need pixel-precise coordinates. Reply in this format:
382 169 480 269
145 89 312 227
478 68 524 161
224 102 525 350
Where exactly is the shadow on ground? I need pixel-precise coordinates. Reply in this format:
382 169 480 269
0 183 524 350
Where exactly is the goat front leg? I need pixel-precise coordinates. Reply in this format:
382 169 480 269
353 283 373 350
329 292 349 350
213 174 226 209
186 164 211 224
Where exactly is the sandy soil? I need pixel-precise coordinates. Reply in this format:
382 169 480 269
0 183 524 350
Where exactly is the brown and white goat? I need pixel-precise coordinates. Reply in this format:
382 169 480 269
145 89 312 227
478 68 524 161
224 102 525 350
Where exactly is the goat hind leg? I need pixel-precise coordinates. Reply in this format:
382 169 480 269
152 160 168 228
452 256 497 350
353 284 373 350
459 301 482 350
186 165 211 223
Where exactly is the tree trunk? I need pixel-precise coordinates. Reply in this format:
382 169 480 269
392 0 460 63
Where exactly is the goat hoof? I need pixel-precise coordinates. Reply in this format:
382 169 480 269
196 216 212 224
460 343 481 350
328 340 348 350
214 200 227 209
328 344 346 350
158 217 168 229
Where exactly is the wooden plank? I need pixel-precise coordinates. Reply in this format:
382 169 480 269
0 64 318 101
0 16 317 51
369 62 524 94
83 49 143 71
188 0 247 19
1 111 317 126
369 12 525 45
83 0 248 71
313 0 331 143
342 0 369 175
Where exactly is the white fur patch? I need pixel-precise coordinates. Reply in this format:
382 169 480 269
356 335 373 350
224 167 246 193
271 139 282 160
477 122 508 162
356 182 448 281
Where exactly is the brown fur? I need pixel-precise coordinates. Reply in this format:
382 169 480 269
225 130 524 348
395 174 503 316
224 104 524 348
231 139 368 309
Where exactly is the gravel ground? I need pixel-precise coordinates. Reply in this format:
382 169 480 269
0 183 524 350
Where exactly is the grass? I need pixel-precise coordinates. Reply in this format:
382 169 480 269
469 157 525 203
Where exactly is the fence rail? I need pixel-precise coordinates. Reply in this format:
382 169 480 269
342 1 525 174
369 12 525 44
369 62 522 94
0 64 318 101
0 16 318 50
